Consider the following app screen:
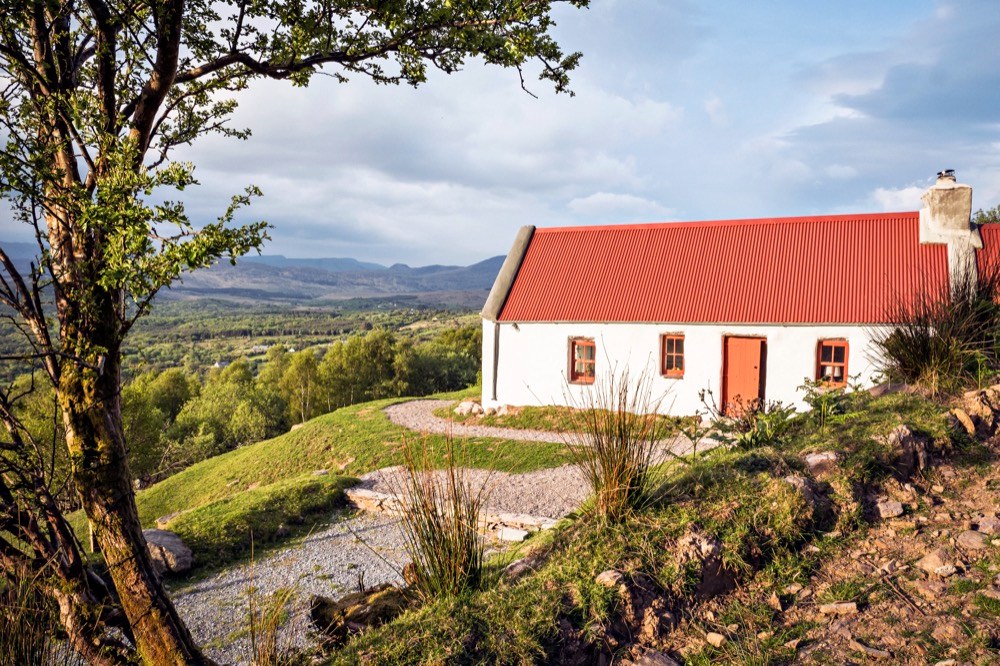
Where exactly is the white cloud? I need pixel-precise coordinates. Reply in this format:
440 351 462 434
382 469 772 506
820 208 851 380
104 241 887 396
567 192 674 220
870 186 924 211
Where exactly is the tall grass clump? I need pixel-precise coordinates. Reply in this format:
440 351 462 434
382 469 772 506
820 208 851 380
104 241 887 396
874 265 1000 395
395 439 490 599
0 569 78 666
564 369 667 521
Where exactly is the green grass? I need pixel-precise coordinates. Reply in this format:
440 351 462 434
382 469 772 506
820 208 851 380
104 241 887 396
436 402 695 435
165 473 357 567
69 387 570 571
331 445 822 664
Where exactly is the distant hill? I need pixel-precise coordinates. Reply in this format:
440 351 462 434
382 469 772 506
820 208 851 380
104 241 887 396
241 255 387 272
166 255 504 308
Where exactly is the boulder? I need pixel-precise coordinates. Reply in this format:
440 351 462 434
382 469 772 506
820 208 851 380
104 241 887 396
961 385 1000 436
956 530 989 550
143 529 193 575
803 451 838 478
876 425 931 480
676 529 733 596
310 584 412 647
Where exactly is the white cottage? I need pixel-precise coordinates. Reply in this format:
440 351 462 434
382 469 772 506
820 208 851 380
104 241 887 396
481 172 999 415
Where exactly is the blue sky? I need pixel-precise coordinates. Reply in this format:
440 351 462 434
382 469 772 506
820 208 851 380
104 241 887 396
5 0 1000 266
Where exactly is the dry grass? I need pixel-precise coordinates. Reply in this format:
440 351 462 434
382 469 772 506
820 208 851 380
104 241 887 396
394 438 492 599
563 369 668 522
0 568 79 666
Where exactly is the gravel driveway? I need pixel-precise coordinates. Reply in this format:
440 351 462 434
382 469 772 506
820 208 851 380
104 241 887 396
173 513 408 665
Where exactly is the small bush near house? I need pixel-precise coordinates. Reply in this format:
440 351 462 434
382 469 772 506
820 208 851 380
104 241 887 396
395 439 491 599
873 265 1000 395
700 389 796 450
563 369 668 521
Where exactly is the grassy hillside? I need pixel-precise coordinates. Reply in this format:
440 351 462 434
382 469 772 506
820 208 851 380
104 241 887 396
74 387 571 571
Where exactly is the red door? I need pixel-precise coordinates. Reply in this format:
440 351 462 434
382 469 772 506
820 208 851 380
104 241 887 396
722 336 766 415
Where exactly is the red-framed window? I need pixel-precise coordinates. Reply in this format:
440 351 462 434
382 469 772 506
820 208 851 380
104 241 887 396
661 334 685 378
817 340 849 386
569 338 596 384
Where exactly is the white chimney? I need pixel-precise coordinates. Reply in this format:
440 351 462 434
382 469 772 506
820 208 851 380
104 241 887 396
919 169 980 290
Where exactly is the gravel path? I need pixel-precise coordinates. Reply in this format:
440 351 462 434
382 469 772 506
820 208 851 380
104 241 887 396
384 399 567 443
384 399 710 458
358 464 588 519
172 513 408 665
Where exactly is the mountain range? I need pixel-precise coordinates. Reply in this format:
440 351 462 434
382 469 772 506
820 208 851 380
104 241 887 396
0 242 503 308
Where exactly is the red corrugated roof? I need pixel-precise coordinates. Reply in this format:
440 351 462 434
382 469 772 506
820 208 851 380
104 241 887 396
498 212 952 324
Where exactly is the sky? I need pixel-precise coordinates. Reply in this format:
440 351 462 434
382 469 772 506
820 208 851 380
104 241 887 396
4 0 1000 266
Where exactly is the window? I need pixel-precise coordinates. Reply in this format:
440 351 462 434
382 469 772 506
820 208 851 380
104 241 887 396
569 338 596 383
817 340 848 386
661 334 685 378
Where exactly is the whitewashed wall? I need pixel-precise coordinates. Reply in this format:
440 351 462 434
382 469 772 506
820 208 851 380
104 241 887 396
481 320 888 416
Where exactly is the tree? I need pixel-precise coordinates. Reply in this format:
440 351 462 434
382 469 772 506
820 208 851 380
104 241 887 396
0 1 585 661
280 349 321 424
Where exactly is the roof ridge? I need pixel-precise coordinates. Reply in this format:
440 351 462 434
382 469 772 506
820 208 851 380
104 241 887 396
534 211 919 234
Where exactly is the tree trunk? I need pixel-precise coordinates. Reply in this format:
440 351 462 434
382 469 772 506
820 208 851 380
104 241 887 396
57 282 213 665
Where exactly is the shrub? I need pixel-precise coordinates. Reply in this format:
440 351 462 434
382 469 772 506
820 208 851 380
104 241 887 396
563 369 667 521
700 389 796 450
396 439 490 599
798 377 851 429
873 265 1000 395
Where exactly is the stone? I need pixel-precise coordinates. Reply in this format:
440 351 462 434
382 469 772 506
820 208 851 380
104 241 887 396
155 512 182 529
504 555 541 581
877 499 905 519
934 661 958 666
916 547 953 575
143 529 194 575
935 565 958 577
976 516 1000 534
497 526 529 542
818 601 858 615
312 468 329 476
767 591 784 612
803 451 838 478
850 639 891 659
453 401 475 416
876 425 931 480
910 579 946 600
931 619 964 644
705 632 726 648
639 598 675 643
783 475 834 526
310 584 411 647
634 650 682 666
496 404 510 416
949 408 976 436
595 569 625 589
957 530 990 550
470 402 485 416
676 529 733 596
484 406 497 416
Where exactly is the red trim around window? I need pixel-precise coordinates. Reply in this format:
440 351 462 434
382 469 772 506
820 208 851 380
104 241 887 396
816 339 849 386
569 338 596 384
661 334 685 378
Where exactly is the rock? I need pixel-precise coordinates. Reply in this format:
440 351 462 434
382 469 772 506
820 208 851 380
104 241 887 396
931 618 964 644
639 597 675 643
949 408 976 436
877 499 904 519
784 582 803 595
818 601 858 615
504 554 542 581
143 529 193 575
956 530 990 550
783 475 834 526
804 451 838 478
496 404 510 416
934 660 958 666
470 402 484 416
595 569 625 589
310 584 412 647
634 650 682 666
961 385 1000 436
497 526 530 542
453 401 475 416
484 406 497 416
274 523 291 538
849 639 891 659
876 425 931 480
910 579 946 600
676 529 734 596
935 565 958 577
312 469 329 476
916 547 953 575
767 591 784 611
705 632 726 648
978 515 1000 534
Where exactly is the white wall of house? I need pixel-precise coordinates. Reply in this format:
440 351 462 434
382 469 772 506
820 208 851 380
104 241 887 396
481 320 887 416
